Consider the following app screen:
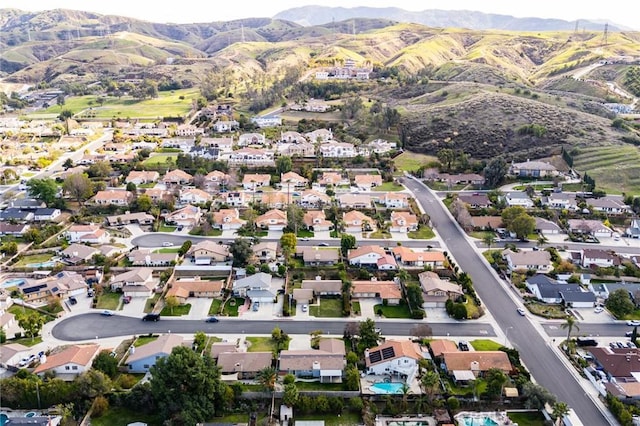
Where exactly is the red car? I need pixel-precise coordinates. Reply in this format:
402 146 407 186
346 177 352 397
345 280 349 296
123 296 132 304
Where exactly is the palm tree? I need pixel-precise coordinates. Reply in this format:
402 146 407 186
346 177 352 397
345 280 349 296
400 382 411 412
552 401 570 426
561 315 579 342
483 233 496 250
256 366 277 391
421 371 440 403
537 235 548 249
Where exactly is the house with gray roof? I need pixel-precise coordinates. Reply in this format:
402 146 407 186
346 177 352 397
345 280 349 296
525 275 595 307
502 249 552 274
233 272 274 303
278 339 346 383
509 160 558 178
535 217 562 235
127 334 185 373
502 192 534 208
217 351 272 379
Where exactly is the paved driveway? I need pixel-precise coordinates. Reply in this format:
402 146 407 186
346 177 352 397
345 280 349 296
187 298 213 320
120 296 147 318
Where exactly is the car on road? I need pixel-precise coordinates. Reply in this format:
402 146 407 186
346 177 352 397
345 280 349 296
318 242 329 247
142 313 161 322
301 237 310 241
627 320 640 326
626 331 634 337
101 310 114 316
205 317 219 323
162 242 174 247
517 308 526 316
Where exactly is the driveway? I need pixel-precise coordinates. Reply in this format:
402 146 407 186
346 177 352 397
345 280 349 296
187 298 213 320
120 296 147 318
357 298 379 319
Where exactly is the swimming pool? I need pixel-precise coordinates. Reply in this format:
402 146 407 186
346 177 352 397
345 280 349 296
0 413 8 426
370 382 404 394
26 261 58 268
1 278 25 288
458 416 499 426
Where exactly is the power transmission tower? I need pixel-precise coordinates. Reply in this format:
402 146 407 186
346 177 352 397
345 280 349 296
574 20 579 34
603 23 608 46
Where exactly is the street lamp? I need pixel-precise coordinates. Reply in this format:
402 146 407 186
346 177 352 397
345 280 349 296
504 326 514 346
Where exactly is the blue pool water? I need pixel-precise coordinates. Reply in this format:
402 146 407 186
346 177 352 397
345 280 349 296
459 417 499 426
0 413 8 426
26 261 57 268
1 278 25 288
370 382 404 394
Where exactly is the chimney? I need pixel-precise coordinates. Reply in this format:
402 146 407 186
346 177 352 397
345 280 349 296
365 348 370 358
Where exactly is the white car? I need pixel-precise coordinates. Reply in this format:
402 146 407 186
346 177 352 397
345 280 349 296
301 304 308 312
594 306 604 313
627 320 640 326
162 242 174 247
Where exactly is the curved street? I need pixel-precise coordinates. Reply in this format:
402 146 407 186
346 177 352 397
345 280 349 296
400 176 611 425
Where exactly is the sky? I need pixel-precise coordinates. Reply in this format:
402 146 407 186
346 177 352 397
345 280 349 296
2 0 637 30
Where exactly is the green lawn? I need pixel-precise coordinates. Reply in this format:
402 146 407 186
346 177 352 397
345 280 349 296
469 231 496 240
134 335 159 347
207 413 269 424
368 230 391 239
470 339 503 351
408 226 436 239
222 297 244 317
8 305 56 324
8 336 43 347
208 299 223 315
154 247 181 253
14 253 55 267
142 154 178 166
189 227 223 236
297 229 315 238
40 88 199 120
351 301 361 315
310 298 345 318
526 302 568 319
374 303 412 319
508 411 547 426
96 291 122 310
160 303 191 316
393 151 437 173
294 412 362 426
90 407 162 426
373 182 405 191
294 381 347 391
144 294 161 313
246 336 276 352
157 222 177 232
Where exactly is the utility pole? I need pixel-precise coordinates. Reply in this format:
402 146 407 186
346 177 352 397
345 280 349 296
603 23 608 47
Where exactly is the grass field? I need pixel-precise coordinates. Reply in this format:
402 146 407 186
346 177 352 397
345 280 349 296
134 335 159 347
374 303 412 318
310 298 344 317
222 297 244 317
142 153 179 166
96 291 122 310
245 336 276 352
408 226 436 239
14 253 55 267
155 247 180 253
39 88 199 120
90 407 161 426
507 411 546 426
572 144 640 194
470 339 503 351
144 294 161 313
160 303 191 316
208 299 223 315
393 151 437 173
373 182 405 191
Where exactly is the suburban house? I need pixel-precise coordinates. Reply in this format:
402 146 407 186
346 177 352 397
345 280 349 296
166 278 224 303
256 209 287 231
280 131 306 143
128 249 178 267
419 271 464 308
351 279 402 305
261 191 291 209
0 209 34 222
0 223 30 237
127 334 185 373
589 282 640 305
225 148 274 165
164 205 202 227
535 217 562 235
144 188 173 203
299 189 331 208
457 193 491 209
60 243 100 265
125 170 159 185
280 171 308 189
278 142 315 157
587 197 630 214
212 208 246 230
252 116 282 128
34 208 61 222
163 169 193 186
204 170 232 189
376 254 398 270
441 351 513 378
389 211 418 233
502 249 553 274
393 247 445 269
305 128 333 142
301 278 342 296
188 240 230 265
278 339 346 383
212 119 239 133
242 173 271 190
525 275 596 307
299 247 340 266
589 347 640 385
509 160 558 178
581 249 621 269
217 352 273 379
319 142 356 158
348 245 386 267
365 340 424 381
626 219 640 239
65 224 109 244
219 191 251 207
253 242 278 263
110 268 155 297
317 172 346 187
238 132 266 146
92 190 134 206
429 340 460 359
232 272 274 303
19 271 89 306
0 343 29 367
338 193 372 209
179 188 212 205
503 192 534 208
106 212 154 226
354 174 382 190
303 210 332 231
567 219 613 238
384 192 410 209
34 344 100 380
471 216 503 231
541 192 578 211
343 210 376 233
210 342 238 359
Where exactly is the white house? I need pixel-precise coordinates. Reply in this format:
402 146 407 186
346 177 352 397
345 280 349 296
110 268 155 297
581 249 620 268
502 249 552 273
587 197 631 214
365 340 424 381
348 245 386 266
503 192 534 208
384 193 410 209
238 132 267 146
65 224 109 244
179 188 212 205
34 344 100 380
232 272 274 303
319 142 356 158
567 219 613 238
34 208 61 222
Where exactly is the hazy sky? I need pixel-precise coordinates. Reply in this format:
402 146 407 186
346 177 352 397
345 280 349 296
2 0 637 29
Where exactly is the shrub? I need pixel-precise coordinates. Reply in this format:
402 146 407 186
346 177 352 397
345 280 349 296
91 395 109 418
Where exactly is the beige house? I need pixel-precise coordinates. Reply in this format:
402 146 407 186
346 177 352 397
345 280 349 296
338 193 372 209
261 191 291 209
300 247 340 266
299 189 331 207
34 344 100 380
318 172 346 186
188 240 230 264
164 205 202 227
166 278 224 303
212 208 246 230
352 279 402 305
256 209 287 231
242 173 271 190
110 268 155 297
389 211 418 232
179 188 212 205
92 190 134 206
126 170 160 185
343 210 376 233
163 169 193 186
502 249 553 274
217 352 273 379
303 210 332 231
253 241 278 262
354 174 382 189
419 271 463 308
280 171 308 189
393 247 445 268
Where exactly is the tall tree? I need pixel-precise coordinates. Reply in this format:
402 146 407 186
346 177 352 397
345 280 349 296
280 233 297 258
26 178 58 206
340 233 356 257
150 346 229 424
483 157 508 188
276 156 293 175
62 173 94 203
483 233 496 249
92 351 119 379
561 315 579 342
286 204 304 234
17 311 45 341
485 368 508 400
256 366 277 391
421 371 440 403
437 148 456 171
229 238 253 267
165 296 179 315
75 369 111 399
510 213 536 240
552 401 570 426
357 318 381 354
282 383 299 407
606 288 635 318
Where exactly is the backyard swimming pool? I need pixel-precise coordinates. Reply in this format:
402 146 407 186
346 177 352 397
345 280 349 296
458 418 498 426
0 413 8 426
1 278 26 288
370 382 404 394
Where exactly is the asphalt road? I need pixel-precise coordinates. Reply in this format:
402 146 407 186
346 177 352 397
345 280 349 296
400 176 609 425
51 313 496 341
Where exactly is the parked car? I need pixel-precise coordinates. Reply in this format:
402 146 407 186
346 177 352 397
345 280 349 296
594 306 604 313
142 313 160 321
205 317 219 323
101 310 114 316
123 296 132 304
68 296 77 305
252 302 260 312
162 242 174 247
458 341 469 351
627 320 640 326
301 304 308 312
18 354 37 367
